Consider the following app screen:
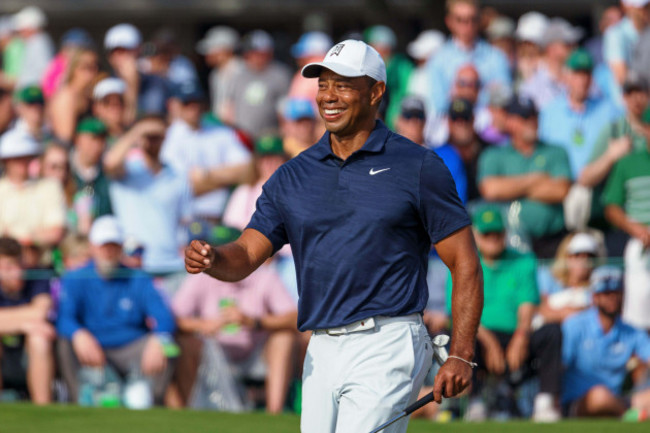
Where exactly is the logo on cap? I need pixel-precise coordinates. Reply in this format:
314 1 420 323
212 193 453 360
330 43 345 56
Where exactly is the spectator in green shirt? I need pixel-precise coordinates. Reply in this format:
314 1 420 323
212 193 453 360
448 205 562 421
478 96 572 258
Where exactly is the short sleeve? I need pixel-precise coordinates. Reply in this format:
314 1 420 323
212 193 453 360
602 159 626 207
633 328 650 361
603 26 624 63
418 151 471 244
547 146 572 179
588 121 616 164
516 254 541 306
477 147 502 183
246 173 289 254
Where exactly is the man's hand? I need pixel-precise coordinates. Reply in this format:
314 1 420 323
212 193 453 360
221 306 254 328
20 320 56 340
628 222 650 247
506 332 529 372
606 136 632 162
72 329 105 367
185 240 215 274
197 318 224 336
141 336 167 376
432 358 473 403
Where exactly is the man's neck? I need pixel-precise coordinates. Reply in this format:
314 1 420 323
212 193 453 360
598 310 617 333
568 96 587 113
512 138 536 156
330 121 375 160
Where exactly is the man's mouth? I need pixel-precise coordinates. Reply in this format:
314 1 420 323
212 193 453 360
322 108 345 120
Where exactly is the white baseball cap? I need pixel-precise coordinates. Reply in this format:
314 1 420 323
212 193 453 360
623 0 650 8
89 215 124 246
0 129 41 159
104 23 141 51
196 26 239 55
541 18 584 47
93 77 126 100
301 39 387 83
407 30 445 61
567 233 599 255
515 11 549 45
13 6 46 31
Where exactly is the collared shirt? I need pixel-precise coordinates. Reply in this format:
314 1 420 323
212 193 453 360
539 96 621 179
604 17 639 66
247 120 470 331
56 262 176 348
562 308 650 404
425 38 511 114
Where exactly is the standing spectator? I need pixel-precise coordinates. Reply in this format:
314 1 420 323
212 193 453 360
13 6 54 89
223 30 291 139
279 97 319 158
0 130 65 248
365 25 414 129
539 49 621 180
395 96 427 146
11 85 46 141
56 216 176 404
0 236 54 404
426 0 511 115
514 12 549 85
0 86 13 134
450 206 562 422
104 116 191 274
562 266 650 418
41 28 94 99
478 97 571 258
196 26 243 121
48 48 99 143
288 31 332 103
630 3 650 96
92 77 128 144
406 30 445 103
603 126 650 331
586 6 623 66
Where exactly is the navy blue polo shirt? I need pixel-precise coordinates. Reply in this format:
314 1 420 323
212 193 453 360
248 120 470 331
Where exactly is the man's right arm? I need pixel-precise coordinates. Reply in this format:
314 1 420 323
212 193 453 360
479 173 545 201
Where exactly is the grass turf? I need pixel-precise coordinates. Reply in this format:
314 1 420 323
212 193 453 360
0 404 648 433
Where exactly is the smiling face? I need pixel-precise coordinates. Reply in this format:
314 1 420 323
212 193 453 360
316 69 385 138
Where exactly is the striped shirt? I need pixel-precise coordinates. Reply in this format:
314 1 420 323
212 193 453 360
603 149 650 226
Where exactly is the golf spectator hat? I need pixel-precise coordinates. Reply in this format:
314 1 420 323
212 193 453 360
93 77 126 100
472 205 505 234
89 215 124 246
590 266 623 294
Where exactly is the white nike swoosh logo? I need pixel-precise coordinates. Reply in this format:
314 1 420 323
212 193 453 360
369 168 391 175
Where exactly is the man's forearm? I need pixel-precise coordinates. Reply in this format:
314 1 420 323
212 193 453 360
449 258 484 360
480 175 536 201
527 178 570 204
515 303 535 334
204 235 269 282
192 163 254 197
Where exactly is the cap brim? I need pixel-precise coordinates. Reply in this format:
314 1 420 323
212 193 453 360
301 61 365 79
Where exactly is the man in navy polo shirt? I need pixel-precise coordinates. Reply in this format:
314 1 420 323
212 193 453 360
185 40 483 433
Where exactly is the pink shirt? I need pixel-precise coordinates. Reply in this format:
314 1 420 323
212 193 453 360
172 265 296 361
41 54 67 99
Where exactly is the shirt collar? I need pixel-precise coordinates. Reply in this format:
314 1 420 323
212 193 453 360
311 120 390 161
589 307 622 337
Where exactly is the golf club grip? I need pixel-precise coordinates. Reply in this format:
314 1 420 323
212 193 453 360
403 392 435 414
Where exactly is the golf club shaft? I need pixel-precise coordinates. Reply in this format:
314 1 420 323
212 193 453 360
368 393 436 433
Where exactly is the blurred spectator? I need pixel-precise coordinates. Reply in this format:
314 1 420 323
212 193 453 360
161 80 252 224
520 18 583 110
486 16 516 69
630 4 650 91
56 216 176 404
562 266 650 418
104 116 191 274
435 98 487 204
514 12 549 84
453 206 561 422
10 85 46 141
41 28 94 99
0 86 13 134
223 30 291 139
40 143 76 226
141 28 198 86
479 84 511 146
70 117 113 235
0 236 54 404
0 130 65 248
395 95 426 146
478 96 571 258
48 48 99 143
604 0 650 87
59 232 91 271
172 226 298 413
426 0 511 115
365 25 413 129
539 49 621 180
586 6 623 65
288 31 332 102
196 26 243 121
104 23 171 122
279 97 318 158
13 6 54 89
0 15 19 88
406 30 445 102
92 77 128 143
603 125 650 331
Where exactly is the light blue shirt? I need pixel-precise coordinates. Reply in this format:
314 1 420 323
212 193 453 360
520 64 566 111
109 157 192 273
562 308 650 404
539 96 621 179
603 17 639 65
425 38 511 114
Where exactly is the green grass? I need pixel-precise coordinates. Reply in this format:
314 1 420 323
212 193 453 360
0 404 647 433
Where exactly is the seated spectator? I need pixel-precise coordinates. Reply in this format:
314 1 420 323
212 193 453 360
454 205 561 422
562 266 650 418
41 28 94 99
11 85 46 141
92 77 128 144
13 6 54 89
279 97 319 158
603 128 650 331
70 117 113 235
56 216 176 405
0 236 54 404
58 232 90 271
395 96 426 146
0 129 66 248
39 143 76 225
48 48 99 143
478 96 571 258
172 226 298 413
104 115 191 274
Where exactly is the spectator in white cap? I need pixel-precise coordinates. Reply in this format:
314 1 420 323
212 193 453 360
222 30 291 139
92 77 128 142
12 6 54 89
288 31 333 103
406 30 444 103
0 129 65 247
196 26 243 121
514 11 549 83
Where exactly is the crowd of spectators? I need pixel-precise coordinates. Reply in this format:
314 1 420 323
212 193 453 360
0 0 650 422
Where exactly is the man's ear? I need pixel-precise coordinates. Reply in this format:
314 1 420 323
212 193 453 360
370 81 386 108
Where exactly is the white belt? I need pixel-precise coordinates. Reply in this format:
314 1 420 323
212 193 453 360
318 313 422 336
